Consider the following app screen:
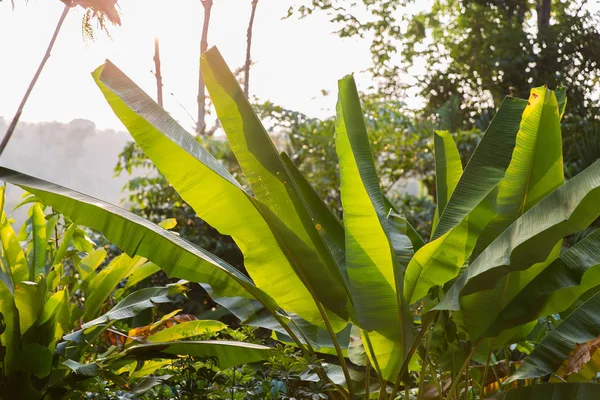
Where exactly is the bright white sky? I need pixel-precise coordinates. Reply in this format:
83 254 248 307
0 0 427 131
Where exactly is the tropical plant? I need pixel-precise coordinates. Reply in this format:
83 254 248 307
0 189 268 399
3 48 600 399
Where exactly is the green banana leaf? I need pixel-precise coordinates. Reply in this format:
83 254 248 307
470 86 563 260
383 196 426 251
201 48 351 322
16 343 53 379
443 87 566 345
124 261 161 290
30 203 46 279
123 340 274 369
432 130 463 234
51 222 75 266
489 383 600 399
0 187 28 285
62 359 100 376
437 159 600 313
405 97 528 303
82 254 146 321
76 248 107 284
82 285 185 329
486 228 600 336
335 74 413 380
507 289 600 382
13 280 44 335
280 152 347 281
94 59 347 330
147 320 226 342
0 166 273 322
406 87 565 306
432 96 528 239
0 279 19 375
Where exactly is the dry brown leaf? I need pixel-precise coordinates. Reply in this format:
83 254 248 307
564 335 600 376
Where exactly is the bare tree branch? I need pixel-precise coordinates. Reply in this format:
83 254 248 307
197 0 213 134
153 36 164 107
243 0 259 97
0 4 70 157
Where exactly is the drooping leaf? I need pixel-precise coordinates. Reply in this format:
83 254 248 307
508 289 600 382
0 167 272 322
62 359 100 376
124 340 274 369
147 320 226 342
94 59 347 329
486 229 600 336
335 74 413 380
82 285 186 329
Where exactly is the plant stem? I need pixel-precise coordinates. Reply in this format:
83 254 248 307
0 4 70 157
416 322 434 400
315 301 355 398
428 358 443 398
479 338 495 391
268 310 348 399
243 0 258 97
231 367 235 400
444 338 483 400
389 313 437 400
365 361 371 399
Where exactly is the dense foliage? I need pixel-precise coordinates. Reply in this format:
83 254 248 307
3 47 600 399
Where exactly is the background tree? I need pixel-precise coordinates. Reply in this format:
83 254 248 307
288 0 600 120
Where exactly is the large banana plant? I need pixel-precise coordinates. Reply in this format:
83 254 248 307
2 47 600 398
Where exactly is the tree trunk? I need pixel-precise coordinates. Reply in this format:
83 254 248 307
196 0 213 134
153 37 164 108
536 0 551 29
0 4 70 157
243 0 259 98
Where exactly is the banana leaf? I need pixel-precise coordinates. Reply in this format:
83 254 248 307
94 59 347 330
123 340 274 369
0 167 273 322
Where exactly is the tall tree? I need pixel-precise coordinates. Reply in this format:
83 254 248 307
288 0 600 125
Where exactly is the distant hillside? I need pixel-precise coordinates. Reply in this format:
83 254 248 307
0 117 133 224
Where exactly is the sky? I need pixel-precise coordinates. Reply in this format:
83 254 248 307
0 0 400 132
